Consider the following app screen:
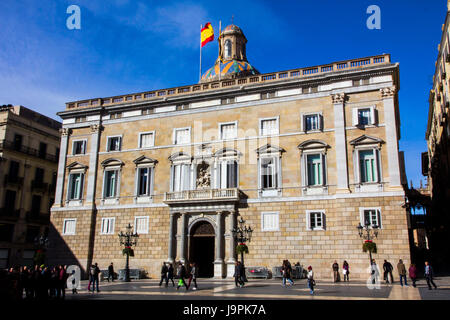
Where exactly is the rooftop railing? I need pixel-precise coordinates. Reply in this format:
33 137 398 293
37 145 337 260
164 188 239 203
65 54 391 110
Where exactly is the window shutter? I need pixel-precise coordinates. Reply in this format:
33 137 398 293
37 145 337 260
302 115 307 132
321 153 326 185
306 212 311 230
183 164 190 191
79 174 84 199
319 114 324 131
370 107 376 125
352 108 359 126
322 212 326 230
377 210 382 228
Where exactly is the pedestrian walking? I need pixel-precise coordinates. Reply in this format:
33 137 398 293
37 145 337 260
281 260 294 286
167 263 175 287
397 259 408 287
307 266 315 295
92 263 100 292
88 264 94 292
159 262 169 287
70 269 78 294
234 261 244 288
332 260 340 282
370 259 380 284
383 260 394 284
342 261 350 282
176 262 188 291
187 262 198 290
408 263 417 288
424 261 438 290
107 262 115 282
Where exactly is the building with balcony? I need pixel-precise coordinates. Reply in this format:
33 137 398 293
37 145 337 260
49 24 410 279
424 2 450 272
0 105 61 268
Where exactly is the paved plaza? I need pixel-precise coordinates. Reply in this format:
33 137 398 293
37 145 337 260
64 277 450 300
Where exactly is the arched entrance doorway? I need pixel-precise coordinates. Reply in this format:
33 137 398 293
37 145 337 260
189 220 215 278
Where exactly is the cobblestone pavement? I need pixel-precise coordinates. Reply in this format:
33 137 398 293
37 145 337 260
62 276 450 300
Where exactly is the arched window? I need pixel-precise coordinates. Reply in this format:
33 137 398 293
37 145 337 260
224 40 232 59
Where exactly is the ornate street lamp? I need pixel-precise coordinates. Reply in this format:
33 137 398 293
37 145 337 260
231 217 253 282
357 221 379 272
118 223 139 282
33 235 49 266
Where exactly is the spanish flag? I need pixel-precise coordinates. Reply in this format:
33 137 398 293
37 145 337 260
201 23 214 47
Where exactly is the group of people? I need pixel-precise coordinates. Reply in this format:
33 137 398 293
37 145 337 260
0 265 71 301
379 259 438 289
159 261 198 291
332 260 350 282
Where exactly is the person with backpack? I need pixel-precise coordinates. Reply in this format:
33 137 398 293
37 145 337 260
187 262 198 290
176 262 188 291
159 262 168 287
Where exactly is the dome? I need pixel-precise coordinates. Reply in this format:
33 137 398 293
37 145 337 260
201 59 258 82
223 24 243 34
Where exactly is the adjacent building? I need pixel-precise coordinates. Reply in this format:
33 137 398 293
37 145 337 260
49 25 410 280
424 2 450 271
0 105 61 268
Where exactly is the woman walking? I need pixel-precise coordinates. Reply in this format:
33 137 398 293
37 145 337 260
343 261 350 282
188 262 198 290
409 263 417 288
281 260 294 286
307 266 315 295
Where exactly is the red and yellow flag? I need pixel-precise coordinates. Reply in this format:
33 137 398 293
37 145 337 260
201 23 214 47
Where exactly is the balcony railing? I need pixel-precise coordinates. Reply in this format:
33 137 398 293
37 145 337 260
26 212 50 223
0 207 20 220
31 180 48 193
164 188 240 203
0 140 58 162
3 175 24 187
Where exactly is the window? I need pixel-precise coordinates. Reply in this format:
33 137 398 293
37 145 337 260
35 168 44 184
219 122 237 140
139 132 155 148
307 154 325 186
137 167 152 196
172 164 190 192
261 212 279 231
75 116 86 123
0 224 14 242
307 211 326 230
9 161 19 178
22 250 35 267
63 219 76 235
104 170 119 198
39 142 47 159
224 40 232 59
107 136 121 152
261 91 276 100
4 190 16 211
101 218 115 235
111 112 122 119
360 208 382 228
68 173 84 200
257 145 283 197
359 150 378 183
218 160 238 188
221 97 235 105
0 249 9 269
260 117 279 136
72 140 86 155
353 107 376 126
174 128 190 145
261 158 278 189
26 226 40 243
142 108 153 115
13 134 22 150
303 113 322 132
134 216 149 234
31 195 41 215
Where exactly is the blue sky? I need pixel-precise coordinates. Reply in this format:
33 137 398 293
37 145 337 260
0 0 446 188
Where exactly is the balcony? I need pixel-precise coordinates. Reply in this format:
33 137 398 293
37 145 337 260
31 180 48 193
0 207 20 221
3 175 24 187
26 212 50 224
164 188 240 204
0 140 58 163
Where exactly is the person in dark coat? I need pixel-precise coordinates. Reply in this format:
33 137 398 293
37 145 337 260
342 261 350 282
234 261 244 288
159 262 169 287
408 263 417 288
383 260 394 284
332 261 340 282
397 259 408 287
167 263 175 287
281 260 294 286
176 262 188 291
424 261 438 290
92 263 101 292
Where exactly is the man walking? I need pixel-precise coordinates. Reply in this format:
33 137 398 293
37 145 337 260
159 262 168 287
424 261 438 290
383 260 394 284
332 260 340 282
397 259 408 287
187 262 198 290
92 263 101 292
234 261 244 288
176 262 188 291
107 263 115 282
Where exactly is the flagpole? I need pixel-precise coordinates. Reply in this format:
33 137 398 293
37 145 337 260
219 20 221 82
199 24 202 82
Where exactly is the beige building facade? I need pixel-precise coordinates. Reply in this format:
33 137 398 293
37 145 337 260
0 105 61 268
49 25 410 280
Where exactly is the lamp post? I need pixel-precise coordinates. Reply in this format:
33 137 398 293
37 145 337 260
231 217 253 282
357 221 379 267
33 235 49 266
118 223 139 282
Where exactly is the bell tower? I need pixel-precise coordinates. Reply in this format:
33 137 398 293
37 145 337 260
219 25 248 62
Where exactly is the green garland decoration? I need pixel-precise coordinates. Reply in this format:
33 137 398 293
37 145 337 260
362 241 377 253
236 243 249 254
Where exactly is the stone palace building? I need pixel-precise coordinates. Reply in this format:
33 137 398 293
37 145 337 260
49 24 411 280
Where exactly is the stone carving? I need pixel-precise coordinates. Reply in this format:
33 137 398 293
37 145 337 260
331 93 345 104
196 162 211 189
380 86 396 98
90 124 102 133
59 128 71 136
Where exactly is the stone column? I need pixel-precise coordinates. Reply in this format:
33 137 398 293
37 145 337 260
381 87 402 188
226 210 237 278
167 211 177 263
85 124 102 206
214 211 224 278
54 128 70 207
332 93 350 192
179 212 187 264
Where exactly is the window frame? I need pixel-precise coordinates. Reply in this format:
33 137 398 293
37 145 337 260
62 218 77 235
100 217 116 235
134 216 149 234
72 139 87 155
352 106 376 127
301 112 323 132
261 211 280 232
138 131 155 149
106 135 122 152
356 148 380 184
359 207 382 229
218 121 238 140
306 210 326 231
173 127 191 145
259 116 280 137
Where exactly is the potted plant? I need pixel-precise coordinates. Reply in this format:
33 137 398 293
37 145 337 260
362 240 377 253
236 242 249 254
122 246 134 257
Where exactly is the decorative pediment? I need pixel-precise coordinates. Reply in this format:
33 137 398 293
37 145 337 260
133 156 158 165
255 144 285 155
101 158 124 167
349 135 384 147
66 162 88 171
214 148 242 158
297 140 330 151
168 152 191 162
